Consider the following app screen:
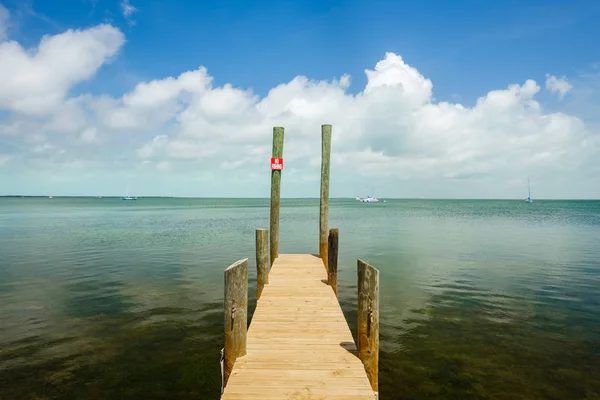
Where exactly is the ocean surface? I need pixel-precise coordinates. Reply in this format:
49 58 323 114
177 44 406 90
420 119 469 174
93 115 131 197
1 197 599 399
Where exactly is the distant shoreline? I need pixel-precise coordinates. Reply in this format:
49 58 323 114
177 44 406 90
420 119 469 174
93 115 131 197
1 196 599 201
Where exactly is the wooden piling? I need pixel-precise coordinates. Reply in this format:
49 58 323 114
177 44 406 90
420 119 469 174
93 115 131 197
223 259 248 389
270 127 284 266
327 228 339 296
357 259 379 394
319 124 332 267
255 228 268 299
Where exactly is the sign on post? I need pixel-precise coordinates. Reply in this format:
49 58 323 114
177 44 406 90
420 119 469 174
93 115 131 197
271 157 283 171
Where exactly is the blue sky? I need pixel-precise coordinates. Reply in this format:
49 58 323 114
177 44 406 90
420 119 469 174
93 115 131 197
7 0 599 100
0 0 599 198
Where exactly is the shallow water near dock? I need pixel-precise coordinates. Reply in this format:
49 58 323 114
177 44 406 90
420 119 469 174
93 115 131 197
1 197 599 399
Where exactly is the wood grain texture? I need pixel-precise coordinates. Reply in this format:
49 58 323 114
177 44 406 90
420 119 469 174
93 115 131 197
221 254 375 400
224 259 249 389
357 259 379 394
327 228 339 296
269 127 284 266
319 124 332 267
255 229 268 299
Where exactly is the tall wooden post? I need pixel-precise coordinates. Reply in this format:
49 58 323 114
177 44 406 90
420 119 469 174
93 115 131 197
270 127 284 266
223 259 248 389
319 124 332 267
327 228 339 296
256 228 268 299
357 259 379 394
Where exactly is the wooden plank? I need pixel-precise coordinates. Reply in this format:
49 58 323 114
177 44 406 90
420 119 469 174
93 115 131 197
327 228 339 296
229 368 368 379
248 319 347 324
223 386 374 400
255 228 268 299
221 254 374 400
357 259 379 394
248 324 354 331
319 124 332 267
223 259 248 389
233 349 358 361
269 127 284 266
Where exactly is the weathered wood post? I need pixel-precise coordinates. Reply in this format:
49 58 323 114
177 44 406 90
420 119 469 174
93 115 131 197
357 259 379 395
256 228 268 299
270 127 284 266
327 228 339 296
223 259 248 389
319 124 332 267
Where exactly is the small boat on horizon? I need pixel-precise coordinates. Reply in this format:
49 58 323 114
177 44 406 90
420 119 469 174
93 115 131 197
356 195 382 203
525 177 533 203
122 186 137 200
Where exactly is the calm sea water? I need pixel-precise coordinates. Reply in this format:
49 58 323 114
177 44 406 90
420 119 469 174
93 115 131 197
1 197 599 399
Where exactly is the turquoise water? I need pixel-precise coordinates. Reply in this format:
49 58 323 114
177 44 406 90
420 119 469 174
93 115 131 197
1 198 599 399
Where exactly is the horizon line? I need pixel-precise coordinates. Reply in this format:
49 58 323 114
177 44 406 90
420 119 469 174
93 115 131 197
1 195 599 201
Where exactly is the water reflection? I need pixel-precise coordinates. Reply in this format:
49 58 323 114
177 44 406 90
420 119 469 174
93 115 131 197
377 283 600 399
0 306 223 399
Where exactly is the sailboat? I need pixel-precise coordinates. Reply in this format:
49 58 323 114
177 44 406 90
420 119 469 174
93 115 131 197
122 186 137 201
525 177 533 203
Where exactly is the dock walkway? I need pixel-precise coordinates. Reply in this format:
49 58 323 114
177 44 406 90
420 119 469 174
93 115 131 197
221 254 375 400
219 125 379 399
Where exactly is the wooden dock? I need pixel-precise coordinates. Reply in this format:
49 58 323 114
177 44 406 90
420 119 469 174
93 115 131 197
221 254 376 399
220 125 380 399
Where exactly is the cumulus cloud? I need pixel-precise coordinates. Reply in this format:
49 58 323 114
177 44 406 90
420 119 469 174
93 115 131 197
0 24 598 198
127 54 589 183
0 24 124 114
546 74 573 99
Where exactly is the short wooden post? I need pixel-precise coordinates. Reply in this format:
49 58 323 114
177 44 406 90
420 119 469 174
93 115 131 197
319 124 332 267
270 127 284 266
256 228 268 299
357 259 379 394
223 259 248 389
327 228 339 296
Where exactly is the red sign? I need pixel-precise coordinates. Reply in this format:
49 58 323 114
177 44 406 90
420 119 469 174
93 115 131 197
271 157 283 171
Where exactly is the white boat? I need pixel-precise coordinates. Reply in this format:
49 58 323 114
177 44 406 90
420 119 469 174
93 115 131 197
525 177 533 203
356 195 380 203
122 186 137 201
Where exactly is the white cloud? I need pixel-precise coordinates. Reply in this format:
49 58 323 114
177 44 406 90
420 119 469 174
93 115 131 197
121 0 138 17
0 25 598 198
120 0 138 25
80 127 98 143
115 53 598 197
546 74 573 99
0 4 9 42
102 68 211 130
0 24 124 114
